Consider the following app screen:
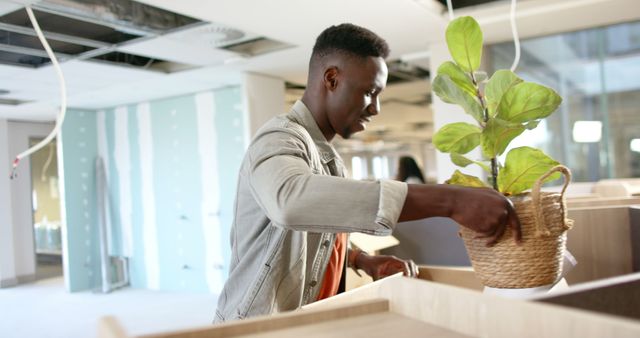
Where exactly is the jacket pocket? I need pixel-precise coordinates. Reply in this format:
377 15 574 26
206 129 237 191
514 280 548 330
237 263 272 319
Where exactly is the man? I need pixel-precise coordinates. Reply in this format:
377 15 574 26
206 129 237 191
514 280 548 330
214 23 520 322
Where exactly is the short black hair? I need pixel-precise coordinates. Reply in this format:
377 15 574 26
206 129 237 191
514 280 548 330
311 23 390 60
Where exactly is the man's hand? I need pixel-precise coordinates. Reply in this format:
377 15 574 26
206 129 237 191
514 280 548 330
354 252 418 281
449 187 522 247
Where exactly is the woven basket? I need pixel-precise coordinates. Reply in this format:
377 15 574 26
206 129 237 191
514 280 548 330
459 165 574 288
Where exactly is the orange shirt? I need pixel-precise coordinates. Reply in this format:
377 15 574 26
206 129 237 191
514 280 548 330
316 233 347 301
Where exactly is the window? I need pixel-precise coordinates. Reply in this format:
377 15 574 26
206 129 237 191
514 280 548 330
351 156 366 180
372 156 390 179
488 20 640 181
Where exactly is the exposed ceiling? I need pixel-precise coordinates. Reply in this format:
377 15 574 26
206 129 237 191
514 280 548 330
0 0 638 147
435 0 504 8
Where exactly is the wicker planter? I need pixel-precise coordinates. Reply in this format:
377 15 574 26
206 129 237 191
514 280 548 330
459 165 574 289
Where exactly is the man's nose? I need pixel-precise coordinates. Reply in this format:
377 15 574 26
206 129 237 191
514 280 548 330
368 97 380 115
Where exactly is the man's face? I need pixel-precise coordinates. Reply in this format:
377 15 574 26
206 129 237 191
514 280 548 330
327 56 388 139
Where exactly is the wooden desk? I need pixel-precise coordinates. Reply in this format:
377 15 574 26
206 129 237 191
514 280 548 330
99 274 640 338
566 204 638 284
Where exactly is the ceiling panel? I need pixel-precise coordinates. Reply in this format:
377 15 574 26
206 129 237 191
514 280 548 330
117 30 239 67
0 1 30 16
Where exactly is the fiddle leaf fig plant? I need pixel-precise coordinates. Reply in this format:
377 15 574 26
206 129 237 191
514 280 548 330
433 16 563 196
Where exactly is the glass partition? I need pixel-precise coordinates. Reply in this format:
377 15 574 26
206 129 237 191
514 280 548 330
487 20 640 181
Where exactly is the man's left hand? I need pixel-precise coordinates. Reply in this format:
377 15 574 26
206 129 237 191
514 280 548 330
355 253 419 281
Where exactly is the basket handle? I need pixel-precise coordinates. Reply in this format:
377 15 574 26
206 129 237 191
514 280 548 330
531 165 572 236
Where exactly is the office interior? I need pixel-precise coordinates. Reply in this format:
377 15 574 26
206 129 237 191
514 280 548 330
0 0 639 337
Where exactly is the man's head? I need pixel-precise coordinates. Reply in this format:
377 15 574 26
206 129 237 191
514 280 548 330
303 24 390 141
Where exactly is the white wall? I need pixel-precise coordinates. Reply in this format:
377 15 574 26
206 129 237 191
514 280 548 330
0 119 16 287
242 72 285 138
0 120 55 287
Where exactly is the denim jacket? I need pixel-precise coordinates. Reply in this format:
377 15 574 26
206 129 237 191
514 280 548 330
214 100 407 322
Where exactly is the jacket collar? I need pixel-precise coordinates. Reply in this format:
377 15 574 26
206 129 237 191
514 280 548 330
290 100 341 164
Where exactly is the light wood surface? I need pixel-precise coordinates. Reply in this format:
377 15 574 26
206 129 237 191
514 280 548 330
308 275 640 337
236 312 470 338
305 274 388 311
378 276 640 338
137 298 390 338
418 265 483 291
567 197 640 209
99 275 640 338
350 233 399 252
566 205 634 284
592 179 640 197
347 265 483 292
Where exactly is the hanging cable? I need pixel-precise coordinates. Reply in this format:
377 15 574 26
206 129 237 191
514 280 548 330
41 142 55 182
10 6 67 180
446 0 454 21
509 0 521 72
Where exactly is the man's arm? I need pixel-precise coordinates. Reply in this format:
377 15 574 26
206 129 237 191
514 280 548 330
250 128 519 243
249 129 405 235
399 184 522 246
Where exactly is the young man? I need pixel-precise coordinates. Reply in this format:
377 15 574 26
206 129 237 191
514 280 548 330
214 23 520 322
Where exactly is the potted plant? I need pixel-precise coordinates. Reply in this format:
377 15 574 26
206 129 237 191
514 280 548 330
432 16 573 289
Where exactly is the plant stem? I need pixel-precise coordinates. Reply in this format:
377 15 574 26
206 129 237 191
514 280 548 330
471 72 499 191
490 158 499 190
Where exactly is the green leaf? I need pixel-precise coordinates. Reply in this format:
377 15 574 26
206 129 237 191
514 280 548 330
450 153 490 173
450 152 473 167
485 70 523 117
497 147 560 195
433 74 484 123
437 61 476 98
497 82 562 123
446 170 489 188
524 120 540 130
433 122 481 154
481 118 526 159
446 16 483 72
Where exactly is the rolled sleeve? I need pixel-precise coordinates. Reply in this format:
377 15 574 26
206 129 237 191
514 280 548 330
375 180 408 231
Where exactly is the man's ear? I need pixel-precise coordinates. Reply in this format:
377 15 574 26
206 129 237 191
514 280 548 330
323 66 338 91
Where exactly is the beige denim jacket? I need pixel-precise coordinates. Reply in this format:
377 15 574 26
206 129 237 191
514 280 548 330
214 100 407 322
